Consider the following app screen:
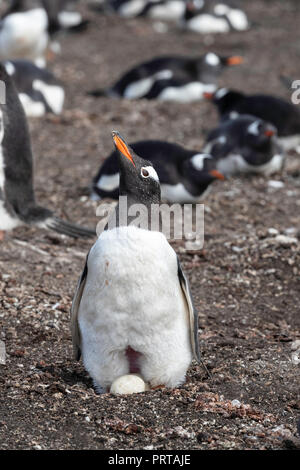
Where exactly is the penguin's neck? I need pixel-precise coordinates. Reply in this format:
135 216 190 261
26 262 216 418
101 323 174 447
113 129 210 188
114 190 161 229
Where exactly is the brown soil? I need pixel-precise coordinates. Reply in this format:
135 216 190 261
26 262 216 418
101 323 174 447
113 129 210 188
0 0 300 450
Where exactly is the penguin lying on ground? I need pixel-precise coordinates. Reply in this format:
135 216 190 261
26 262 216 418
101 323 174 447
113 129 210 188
91 139 224 203
87 52 243 101
0 63 94 240
71 131 201 393
3 59 65 117
205 88 300 151
203 113 284 176
183 0 249 34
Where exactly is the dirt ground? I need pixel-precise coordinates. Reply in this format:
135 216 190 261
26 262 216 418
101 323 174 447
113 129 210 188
0 0 300 451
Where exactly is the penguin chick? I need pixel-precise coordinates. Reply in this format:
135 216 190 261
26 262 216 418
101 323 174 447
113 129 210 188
204 114 285 176
0 63 94 239
91 139 224 203
71 131 201 393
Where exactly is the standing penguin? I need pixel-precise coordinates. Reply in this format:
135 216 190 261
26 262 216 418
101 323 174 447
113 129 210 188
3 59 65 117
91 139 224 203
205 88 300 151
204 114 284 176
0 63 94 240
0 8 49 67
87 52 243 100
71 131 201 393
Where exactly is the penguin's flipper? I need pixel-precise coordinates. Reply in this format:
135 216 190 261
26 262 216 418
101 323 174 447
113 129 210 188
71 252 89 361
177 256 200 363
45 216 96 239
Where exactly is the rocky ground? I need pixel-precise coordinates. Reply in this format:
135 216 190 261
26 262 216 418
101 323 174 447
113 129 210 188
0 0 300 450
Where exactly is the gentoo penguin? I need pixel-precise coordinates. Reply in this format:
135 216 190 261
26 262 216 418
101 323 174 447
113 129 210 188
0 63 94 240
205 88 300 151
88 52 243 100
91 140 224 203
71 131 200 393
3 59 64 117
0 8 49 67
204 114 284 177
183 0 249 34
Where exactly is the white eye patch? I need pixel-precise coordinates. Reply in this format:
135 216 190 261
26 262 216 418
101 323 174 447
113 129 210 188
191 153 212 171
205 53 220 66
248 121 261 135
141 166 159 182
215 88 228 100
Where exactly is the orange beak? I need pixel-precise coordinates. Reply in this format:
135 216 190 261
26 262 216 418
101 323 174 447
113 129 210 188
112 131 135 166
264 129 275 137
210 169 225 180
203 91 215 100
226 56 244 66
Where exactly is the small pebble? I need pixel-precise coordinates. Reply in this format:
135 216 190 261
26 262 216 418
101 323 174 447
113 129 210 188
231 399 241 408
268 180 284 189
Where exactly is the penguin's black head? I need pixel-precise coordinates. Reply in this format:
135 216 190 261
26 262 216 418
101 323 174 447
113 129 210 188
186 153 225 188
197 54 243 82
243 118 277 149
112 131 161 205
204 88 244 115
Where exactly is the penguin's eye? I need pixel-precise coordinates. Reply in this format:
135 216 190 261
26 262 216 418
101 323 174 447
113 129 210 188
141 168 150 178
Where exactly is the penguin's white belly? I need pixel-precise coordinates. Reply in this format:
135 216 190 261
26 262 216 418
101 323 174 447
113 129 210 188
157 82 216 103
124 70 173 99
186 14 230 33
161 183 211 203
147 1 185 20
32 80 65 114
119 0 147 17
78 226 192 387
0 28 48 62
216 153 284 176
96 172 120 192
18 93 46 117
225 9 248 31
58 11 82 28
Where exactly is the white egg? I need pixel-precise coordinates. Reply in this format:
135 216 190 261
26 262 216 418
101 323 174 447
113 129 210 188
110 374 149 395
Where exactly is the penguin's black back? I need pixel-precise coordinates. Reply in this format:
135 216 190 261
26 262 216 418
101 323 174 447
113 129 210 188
219 93 300 137
111 56 201 95
94 140 196 188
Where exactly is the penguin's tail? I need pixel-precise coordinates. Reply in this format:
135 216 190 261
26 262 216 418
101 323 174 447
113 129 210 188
44 216 96 239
